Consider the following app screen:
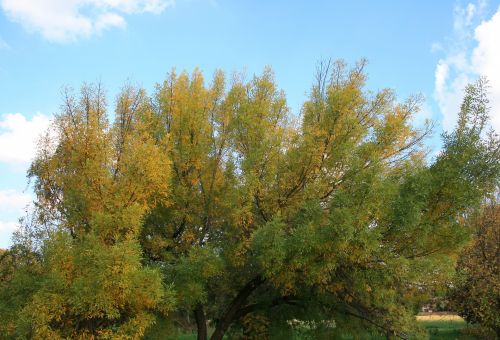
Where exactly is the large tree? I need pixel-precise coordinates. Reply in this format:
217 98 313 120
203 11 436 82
0 62 498 339
141 64 498 339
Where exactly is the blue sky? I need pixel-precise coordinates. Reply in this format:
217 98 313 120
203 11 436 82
1 0 499 248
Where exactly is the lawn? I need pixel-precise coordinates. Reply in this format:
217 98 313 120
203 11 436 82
420 319 467 339
146 315 487 339
418 315 489 340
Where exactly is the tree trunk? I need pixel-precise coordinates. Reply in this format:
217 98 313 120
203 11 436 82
194 304 207 340
210 276 264 340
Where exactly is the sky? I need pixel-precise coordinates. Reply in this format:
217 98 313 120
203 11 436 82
0 0 499 248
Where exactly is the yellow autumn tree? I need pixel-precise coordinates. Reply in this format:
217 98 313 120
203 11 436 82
141 64 498 339
0 62 498 340
6 84 174 339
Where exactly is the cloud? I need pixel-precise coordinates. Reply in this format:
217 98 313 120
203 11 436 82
0 0 175 42
95 12 127 32
0 220 18 232
0 190 31 248
0 112 46 247
434 1 500 132
0 220 18 248
0 112 51 165
0 190 31 211
472 7 500 130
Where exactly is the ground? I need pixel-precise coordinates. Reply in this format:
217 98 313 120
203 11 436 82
146 314 489 339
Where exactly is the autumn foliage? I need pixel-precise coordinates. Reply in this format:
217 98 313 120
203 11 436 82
449 200 500 336
0 61 498 339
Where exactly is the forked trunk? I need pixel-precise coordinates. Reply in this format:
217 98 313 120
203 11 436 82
210 276 264 340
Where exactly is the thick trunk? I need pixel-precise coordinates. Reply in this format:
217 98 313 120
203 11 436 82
210 276 264 340
194 304 207 340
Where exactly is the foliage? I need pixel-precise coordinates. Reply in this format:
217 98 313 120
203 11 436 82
449 199 500 336
0 84 175 338
143 64 498 339
0 62 499 339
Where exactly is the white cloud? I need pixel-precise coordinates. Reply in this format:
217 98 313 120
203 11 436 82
0 221 17 233
0 189 31 211
472 8 500 131
0 112 51 165
0 190 31 248
0 220 18 248
0 0 175 42
95 12 127 32
434 2 500 132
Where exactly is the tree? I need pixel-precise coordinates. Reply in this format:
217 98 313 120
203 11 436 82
449 199 500 336
140 65 498 339
0 84 175 338
0 63 498 339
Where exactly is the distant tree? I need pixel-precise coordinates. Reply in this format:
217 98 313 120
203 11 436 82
449 199 500 336
0 63 498 339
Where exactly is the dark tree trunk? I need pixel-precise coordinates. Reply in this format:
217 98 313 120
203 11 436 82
194 304 207 340
210 276 265 340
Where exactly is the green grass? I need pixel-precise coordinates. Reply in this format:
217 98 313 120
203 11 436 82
420 319 476 340
146 320 487 340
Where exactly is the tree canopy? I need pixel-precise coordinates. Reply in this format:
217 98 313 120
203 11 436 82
449 199 500 336
0 61 498 339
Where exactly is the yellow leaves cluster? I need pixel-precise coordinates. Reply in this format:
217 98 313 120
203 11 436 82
21 234 166 338
20 84 174 338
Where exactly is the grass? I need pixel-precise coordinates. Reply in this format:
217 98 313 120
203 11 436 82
417 315 488 340
146 315 486 340
420 320 467 339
